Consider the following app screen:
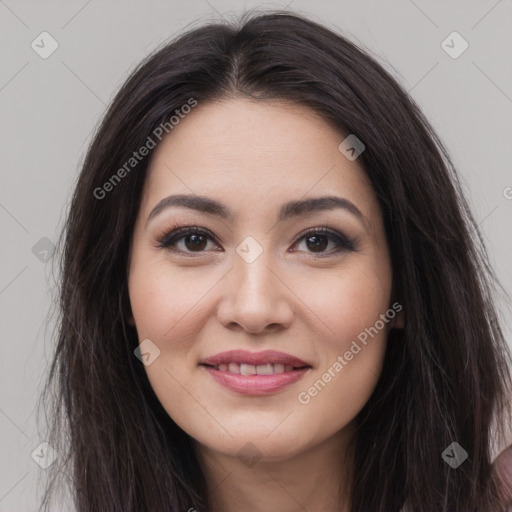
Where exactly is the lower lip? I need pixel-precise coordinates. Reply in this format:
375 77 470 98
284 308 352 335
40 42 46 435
202 365 310 395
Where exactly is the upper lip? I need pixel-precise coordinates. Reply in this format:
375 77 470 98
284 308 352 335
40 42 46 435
200 350 311 368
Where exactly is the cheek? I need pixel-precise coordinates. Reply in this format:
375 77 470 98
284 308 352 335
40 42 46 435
299 257 392 350
293 260 392 426
128 257 223 418
128 261 215 429
128 260 216 346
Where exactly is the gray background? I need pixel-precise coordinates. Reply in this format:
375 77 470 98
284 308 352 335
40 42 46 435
1 0 511 510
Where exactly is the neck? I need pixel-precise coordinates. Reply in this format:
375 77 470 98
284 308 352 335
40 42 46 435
195 425 355 512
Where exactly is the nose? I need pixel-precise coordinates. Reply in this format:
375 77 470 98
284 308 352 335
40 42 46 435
216 251 294 335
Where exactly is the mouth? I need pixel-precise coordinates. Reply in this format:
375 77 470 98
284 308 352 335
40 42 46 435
199 350 312 395
201 362 308 375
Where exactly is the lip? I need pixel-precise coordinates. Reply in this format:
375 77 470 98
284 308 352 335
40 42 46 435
200 349 310 367
202 366 310 395
200 350 312 396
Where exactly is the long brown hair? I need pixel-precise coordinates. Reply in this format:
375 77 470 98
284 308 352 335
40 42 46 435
38 10 512 511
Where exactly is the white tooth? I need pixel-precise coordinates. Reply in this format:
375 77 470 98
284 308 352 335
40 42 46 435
284 365 294 372
218 363 228 371
256 364 274 375
273 363 285 374
240 364 257 375
228 363 240 373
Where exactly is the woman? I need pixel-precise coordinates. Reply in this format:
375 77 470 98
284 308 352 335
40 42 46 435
39 10 512 512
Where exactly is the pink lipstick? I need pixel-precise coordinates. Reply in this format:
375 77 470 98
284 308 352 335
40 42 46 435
200 349 311 396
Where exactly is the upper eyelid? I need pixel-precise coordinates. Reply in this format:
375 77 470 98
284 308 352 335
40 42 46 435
293 225 344 240
156 226 218 246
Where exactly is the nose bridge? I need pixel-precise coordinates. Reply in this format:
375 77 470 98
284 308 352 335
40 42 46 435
233 241 280 302
217 238 293 332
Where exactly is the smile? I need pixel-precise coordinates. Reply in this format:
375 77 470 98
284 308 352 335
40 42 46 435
199 350 312 395
207 362 299 375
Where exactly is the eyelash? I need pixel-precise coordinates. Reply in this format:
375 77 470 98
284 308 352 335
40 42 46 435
155 222 356 258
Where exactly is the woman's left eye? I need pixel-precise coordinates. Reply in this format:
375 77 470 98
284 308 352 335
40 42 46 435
293 227 355 255
156 226 355 256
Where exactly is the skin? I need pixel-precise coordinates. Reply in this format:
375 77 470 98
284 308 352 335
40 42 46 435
128 97 402 512
494 444 512 508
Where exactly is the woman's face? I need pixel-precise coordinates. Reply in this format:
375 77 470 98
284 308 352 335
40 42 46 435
128 97 396 463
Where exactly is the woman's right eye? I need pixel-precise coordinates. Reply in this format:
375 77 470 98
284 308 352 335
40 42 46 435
157 227 221 255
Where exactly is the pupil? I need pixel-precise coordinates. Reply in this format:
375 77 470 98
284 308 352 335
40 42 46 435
186 234 207 251
307 235 327 252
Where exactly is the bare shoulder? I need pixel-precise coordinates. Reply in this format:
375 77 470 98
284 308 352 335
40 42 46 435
494 445 512 509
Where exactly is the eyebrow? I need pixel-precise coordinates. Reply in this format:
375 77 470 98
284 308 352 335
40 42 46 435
145 194 365 227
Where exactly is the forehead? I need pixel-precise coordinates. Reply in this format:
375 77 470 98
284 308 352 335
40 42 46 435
141 98 379 225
